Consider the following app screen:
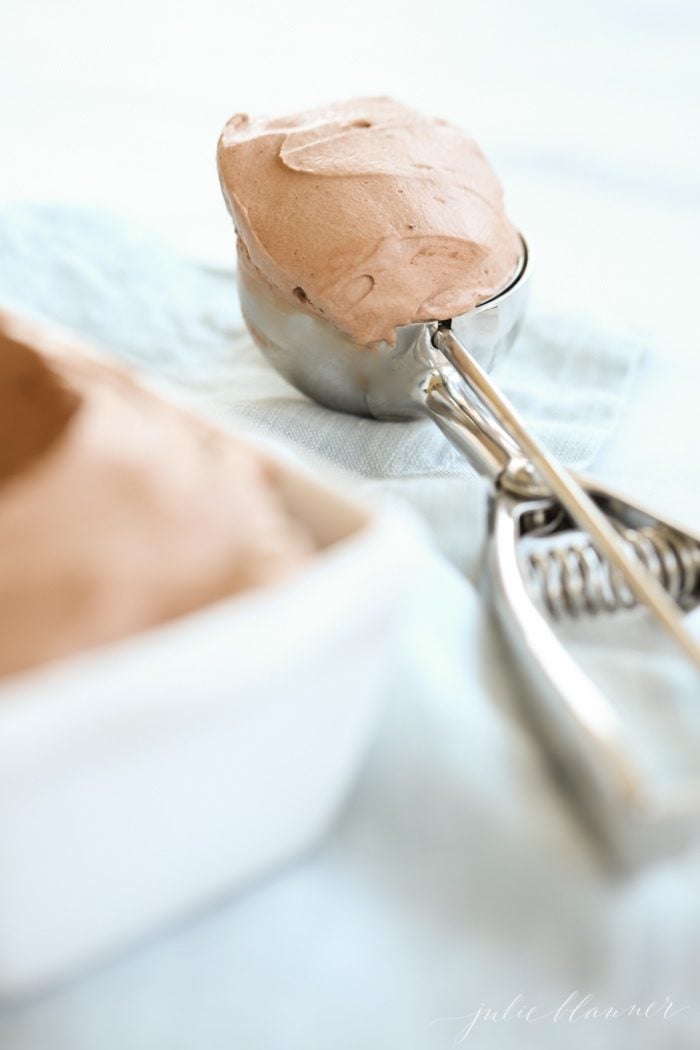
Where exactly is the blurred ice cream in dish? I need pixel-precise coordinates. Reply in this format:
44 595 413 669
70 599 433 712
217 96 522 348
0 311 314 678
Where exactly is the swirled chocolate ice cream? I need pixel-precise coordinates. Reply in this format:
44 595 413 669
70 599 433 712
0 311 314 679
218 97 521 346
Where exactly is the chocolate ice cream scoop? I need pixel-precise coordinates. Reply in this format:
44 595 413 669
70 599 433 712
216 96 700 704
0 311 314 679
218 96 521 348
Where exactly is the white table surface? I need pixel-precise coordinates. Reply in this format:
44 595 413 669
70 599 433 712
1 1 700 1047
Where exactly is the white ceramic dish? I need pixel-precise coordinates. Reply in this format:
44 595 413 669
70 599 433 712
0 443 420 998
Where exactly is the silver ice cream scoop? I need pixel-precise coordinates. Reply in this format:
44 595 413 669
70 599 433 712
239 239 700 862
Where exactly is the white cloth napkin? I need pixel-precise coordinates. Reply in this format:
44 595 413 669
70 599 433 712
5 205 700 1050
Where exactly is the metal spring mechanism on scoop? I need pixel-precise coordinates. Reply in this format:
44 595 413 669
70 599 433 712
239 237 700 862
524 523 700 620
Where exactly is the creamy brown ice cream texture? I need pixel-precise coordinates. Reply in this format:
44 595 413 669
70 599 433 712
218 97 521 347
0 311 314 679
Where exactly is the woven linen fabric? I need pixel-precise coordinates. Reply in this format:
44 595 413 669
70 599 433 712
0 204 642 578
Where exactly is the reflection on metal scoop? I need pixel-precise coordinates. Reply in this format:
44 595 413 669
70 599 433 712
239 236 700 862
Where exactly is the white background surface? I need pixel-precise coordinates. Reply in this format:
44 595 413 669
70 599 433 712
1 1 700 1048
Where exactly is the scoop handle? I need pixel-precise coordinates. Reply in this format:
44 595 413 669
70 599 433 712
418 364 521 483
433 325 700 673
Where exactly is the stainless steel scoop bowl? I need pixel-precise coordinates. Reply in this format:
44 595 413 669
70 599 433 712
238 242 529 420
